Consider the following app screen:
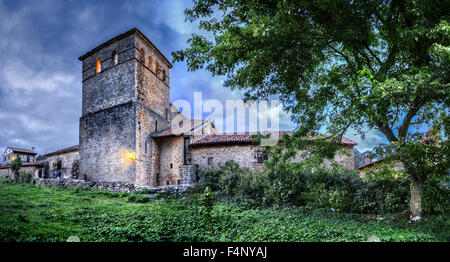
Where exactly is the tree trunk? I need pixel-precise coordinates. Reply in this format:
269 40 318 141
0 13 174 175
410 177 423 221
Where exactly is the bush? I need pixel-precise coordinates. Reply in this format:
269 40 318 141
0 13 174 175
20 172 33 184
193 160 449 215
422 178 450 215
127 194 150 203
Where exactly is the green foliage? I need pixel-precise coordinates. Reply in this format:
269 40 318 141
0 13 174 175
194 160 448 216
422 178 450 215
0 180 447 242
71 160 80 179
10 157 22 182
20 172 33 184
175 0 450 217
127 194 150 203
197 187 216 229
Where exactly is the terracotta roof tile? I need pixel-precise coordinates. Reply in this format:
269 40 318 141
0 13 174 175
43 146 79 157
153 120 205 138
190 132 357 146
7 147 37 155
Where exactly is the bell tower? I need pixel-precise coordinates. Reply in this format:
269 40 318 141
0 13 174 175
78 28 172 184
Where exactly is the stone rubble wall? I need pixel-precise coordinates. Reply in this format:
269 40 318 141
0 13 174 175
0 173 190 195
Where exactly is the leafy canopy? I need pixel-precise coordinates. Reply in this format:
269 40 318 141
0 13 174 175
174 0 449 179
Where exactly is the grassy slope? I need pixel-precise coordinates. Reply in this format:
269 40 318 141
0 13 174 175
0 180 448 242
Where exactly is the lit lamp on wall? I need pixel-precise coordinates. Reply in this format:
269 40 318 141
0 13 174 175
126 151 136 164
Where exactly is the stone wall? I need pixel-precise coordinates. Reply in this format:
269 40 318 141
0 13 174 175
191 143 356 172
79 102 137 183
135 104 169 186
156 136 185 185
0 166 40 178
191 144 258 172
0 173 190 195
81 34 136 115
45 150 79 179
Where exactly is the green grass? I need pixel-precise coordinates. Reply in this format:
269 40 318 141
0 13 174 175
0 179 448 242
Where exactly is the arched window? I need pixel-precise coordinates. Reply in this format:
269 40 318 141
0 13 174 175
162 69 166 82
155 62 160 77
112 51 118 66
96 59 101 73
148 56 153 71
139 48 145 63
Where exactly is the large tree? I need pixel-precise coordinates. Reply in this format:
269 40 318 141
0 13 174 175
173 0 450 219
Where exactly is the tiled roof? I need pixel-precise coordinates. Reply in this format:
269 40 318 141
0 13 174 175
43 145 79 157
7 147 37 155
357 158 384 170
190 132 357 146
153 120 205 138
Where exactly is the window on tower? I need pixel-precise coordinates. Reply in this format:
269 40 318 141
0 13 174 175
162 69 166 82
96 59 101 73
155 62 160 77
112 51 118 66
139 48 145 63
148 56 153 71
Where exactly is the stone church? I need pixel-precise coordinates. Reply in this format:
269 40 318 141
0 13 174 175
0 28 356 186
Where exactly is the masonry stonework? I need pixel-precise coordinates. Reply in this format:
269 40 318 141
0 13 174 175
1 28 358 190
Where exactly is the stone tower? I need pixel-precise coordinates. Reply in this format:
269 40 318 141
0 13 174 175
78 28 172 185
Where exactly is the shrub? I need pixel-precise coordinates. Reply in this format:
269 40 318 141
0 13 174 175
19 172 33 184
193 159 448 215
422 178 450 215
128 194 150 203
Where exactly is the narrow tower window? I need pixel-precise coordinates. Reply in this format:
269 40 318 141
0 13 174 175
96 59 101 73
162 69 166 82
155 62 160 77
148 56 153 71
155 121 158 132
139 48 145 63
112 51 118 66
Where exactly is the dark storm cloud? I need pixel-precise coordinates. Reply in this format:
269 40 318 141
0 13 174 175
0 0 381 161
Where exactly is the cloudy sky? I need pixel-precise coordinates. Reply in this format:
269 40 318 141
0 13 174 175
0 0 387 160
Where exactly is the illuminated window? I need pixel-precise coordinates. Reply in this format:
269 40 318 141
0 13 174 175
96 59 101 73
112 51 118 66
139 48 145 63
148 56 153 71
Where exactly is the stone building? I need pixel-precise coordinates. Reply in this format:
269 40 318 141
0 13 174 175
0 147 43 177
0 28 357 186
42 146 79 179
2 147 37 164
357 157 405 177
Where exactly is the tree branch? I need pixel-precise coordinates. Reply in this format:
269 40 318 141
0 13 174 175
363 44 382 64
378 123 398 142
398 97 423 139
327 44 351 65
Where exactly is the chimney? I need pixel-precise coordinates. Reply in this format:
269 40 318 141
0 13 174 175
365 157 371 165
